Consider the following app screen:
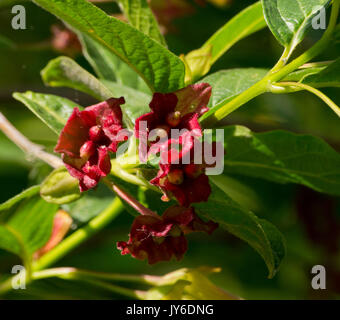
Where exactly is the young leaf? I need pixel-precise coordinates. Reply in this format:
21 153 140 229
41 56 113 101
78 33 150 93
223 125 340 196
203 1 266 65
302 58 340 87
199 68 268 121
13 91 78 134
283 65 328 83
117 0 167 47
262 0 331 53
32 0 185 93
195 183 286 278
0 186 58 262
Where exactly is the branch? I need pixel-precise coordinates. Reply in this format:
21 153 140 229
0 112 63 169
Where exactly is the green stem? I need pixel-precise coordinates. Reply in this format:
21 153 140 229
274 82 340 117
270 46 292 74
203 0 340 125
82 278 143 299
32 197 124 271
0 198 124 296
32 267 161 285
31 268 142 299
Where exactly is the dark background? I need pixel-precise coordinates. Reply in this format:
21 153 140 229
0 0 339 299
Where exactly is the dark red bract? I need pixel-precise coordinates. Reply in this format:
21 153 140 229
55 98 126 192
117 206 218 264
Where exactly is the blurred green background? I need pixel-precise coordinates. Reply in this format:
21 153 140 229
0 0 340 299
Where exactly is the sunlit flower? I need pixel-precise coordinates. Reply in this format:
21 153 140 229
135 83 211 161
55 98 126 191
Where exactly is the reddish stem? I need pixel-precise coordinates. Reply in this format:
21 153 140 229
103 179 160 219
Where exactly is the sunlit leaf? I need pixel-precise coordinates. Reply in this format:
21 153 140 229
32 0 185 92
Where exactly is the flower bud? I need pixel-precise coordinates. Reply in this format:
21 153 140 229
167 169 184 185
149 125 170 142
166 111 181 127
89 125 104 142
80 140 96 159
34 210 73 259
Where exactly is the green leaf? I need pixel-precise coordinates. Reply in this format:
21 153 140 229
41 56 113 101
262 0 331 52
223 125 340 196
199 68 268 121
283 65 328 82
13 91 78 134
40 167 81 205
195 183 286 278
41 57 151 128
78 33 150 93
302 58 340 87
32 0 185 92
62 183 114 223
203 1 266 65
118 0 167 47
0 186 58 262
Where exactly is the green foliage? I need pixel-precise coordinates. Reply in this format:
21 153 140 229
203 1 266 65
41 56 112 100
262 0 331 52
41 57 151 127
62 183 115 223
223 125 340 196
118 0 167 47
13 92 78 135
1 0 340 300
33 0 185 92
302 59 340 87
0 186 58 263
195 183 285 278
199 68 268 121
78 33 150 93
183 1 266 80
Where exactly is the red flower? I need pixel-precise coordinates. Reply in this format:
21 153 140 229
150 139 221 207
151 161 211 207
135 83 211 160
117 206 218 264
55 98 126 191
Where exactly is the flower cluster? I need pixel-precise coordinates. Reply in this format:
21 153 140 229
135 83 213 207
55 83 218 264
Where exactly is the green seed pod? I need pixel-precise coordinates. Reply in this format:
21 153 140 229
40 167 81 204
